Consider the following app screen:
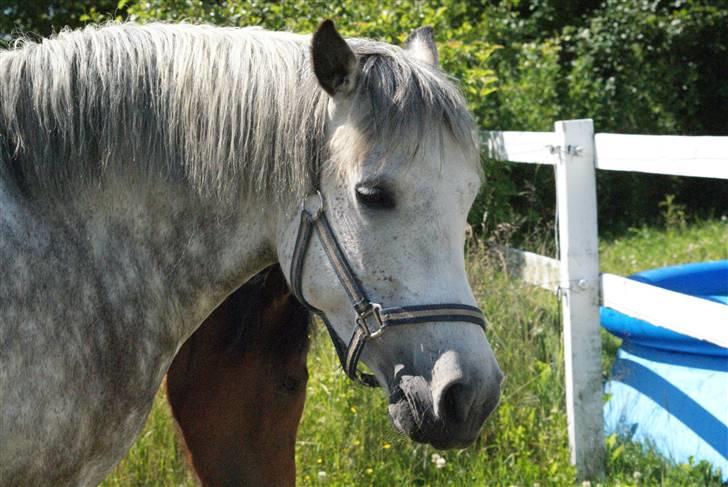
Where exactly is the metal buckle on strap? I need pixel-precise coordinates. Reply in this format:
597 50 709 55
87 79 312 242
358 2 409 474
355 302 384 338
302 191 324 220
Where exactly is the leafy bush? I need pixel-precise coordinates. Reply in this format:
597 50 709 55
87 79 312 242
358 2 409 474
565 0 728 135
0 1 128 45
479 0 728 238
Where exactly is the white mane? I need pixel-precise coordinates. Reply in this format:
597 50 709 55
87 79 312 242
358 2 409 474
0 22 478 201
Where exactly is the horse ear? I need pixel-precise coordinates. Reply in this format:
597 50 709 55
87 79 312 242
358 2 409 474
311 20 359 97
404 26 439 66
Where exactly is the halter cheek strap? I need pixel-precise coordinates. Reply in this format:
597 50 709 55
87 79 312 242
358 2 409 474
289 192 486 387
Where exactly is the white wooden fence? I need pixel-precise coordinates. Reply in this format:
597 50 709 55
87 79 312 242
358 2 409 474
483 119 728 480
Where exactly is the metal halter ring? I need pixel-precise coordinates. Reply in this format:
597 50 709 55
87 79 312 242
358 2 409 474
355 302 384 338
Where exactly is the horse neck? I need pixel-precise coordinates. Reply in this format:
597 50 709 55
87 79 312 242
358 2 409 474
47 174 282 350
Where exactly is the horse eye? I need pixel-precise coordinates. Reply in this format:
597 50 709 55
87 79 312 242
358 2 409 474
355 185 395 210
280 376 301 393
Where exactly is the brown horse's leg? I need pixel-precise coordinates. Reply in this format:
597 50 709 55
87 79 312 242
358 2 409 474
166 265 310 487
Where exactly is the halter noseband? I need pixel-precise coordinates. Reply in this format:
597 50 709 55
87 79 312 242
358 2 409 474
289 191 486 387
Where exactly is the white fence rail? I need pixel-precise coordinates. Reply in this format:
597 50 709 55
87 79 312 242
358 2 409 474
595 133 728 179
499 246 560 292
482 130 557 165
486 120 728 480
485 130 728 179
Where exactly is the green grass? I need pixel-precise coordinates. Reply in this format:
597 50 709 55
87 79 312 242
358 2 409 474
103 219 727 486
600 218 728 275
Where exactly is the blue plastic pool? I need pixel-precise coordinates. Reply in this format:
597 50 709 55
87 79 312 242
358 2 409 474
601 260 728 480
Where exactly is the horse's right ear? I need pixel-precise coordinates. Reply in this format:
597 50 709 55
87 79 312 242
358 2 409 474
311 20 359 97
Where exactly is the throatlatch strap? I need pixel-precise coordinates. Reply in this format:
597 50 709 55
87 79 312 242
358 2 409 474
289 211 314 308
289 193 487 388
320 315 360 378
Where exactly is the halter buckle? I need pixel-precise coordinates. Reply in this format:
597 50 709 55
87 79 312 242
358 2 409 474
302 191 324 220
355 302 384 338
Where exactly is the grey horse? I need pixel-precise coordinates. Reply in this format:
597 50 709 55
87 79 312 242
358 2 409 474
0 21 502 485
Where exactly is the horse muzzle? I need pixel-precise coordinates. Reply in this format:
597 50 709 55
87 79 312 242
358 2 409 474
386 350 503 449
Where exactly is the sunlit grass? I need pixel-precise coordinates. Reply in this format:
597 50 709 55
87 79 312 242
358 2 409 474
104 219 727 486
600 218 728 275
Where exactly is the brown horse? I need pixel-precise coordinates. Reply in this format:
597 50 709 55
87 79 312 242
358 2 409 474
166 265 311 487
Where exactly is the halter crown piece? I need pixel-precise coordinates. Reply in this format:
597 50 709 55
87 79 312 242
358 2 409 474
289 191 487 387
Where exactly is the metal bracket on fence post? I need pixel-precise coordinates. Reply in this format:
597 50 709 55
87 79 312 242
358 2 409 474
554 119 605 480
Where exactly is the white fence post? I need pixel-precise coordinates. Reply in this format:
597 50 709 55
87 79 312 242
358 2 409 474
554 119 604 479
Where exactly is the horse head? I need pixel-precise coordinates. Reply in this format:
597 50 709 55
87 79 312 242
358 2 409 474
278 21 503 449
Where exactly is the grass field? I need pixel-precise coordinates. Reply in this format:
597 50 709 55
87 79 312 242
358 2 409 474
103 218 727 486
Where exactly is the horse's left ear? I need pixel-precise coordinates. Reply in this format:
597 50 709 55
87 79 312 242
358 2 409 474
312 20 359 97
404 26 439 66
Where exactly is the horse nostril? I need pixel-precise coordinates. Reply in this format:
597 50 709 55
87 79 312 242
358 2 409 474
439 382 474 425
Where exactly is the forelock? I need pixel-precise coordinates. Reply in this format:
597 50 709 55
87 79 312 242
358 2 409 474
342 39 479 173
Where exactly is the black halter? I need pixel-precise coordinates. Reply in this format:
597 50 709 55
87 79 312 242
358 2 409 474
289 192 486 387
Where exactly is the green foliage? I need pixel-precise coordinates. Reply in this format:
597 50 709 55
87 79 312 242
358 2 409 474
565 1 728 234
0 0 128 45
605 432 724 486
488 0 728 241
564 0 728 135
658 194 688 230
